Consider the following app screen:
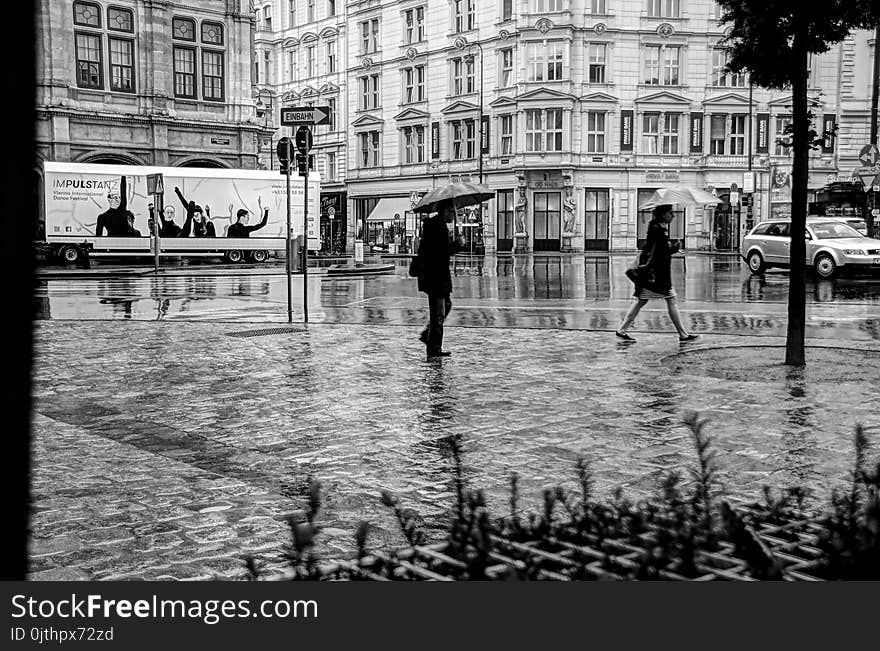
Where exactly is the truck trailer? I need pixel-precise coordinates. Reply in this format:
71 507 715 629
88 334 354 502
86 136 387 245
42 162 320 263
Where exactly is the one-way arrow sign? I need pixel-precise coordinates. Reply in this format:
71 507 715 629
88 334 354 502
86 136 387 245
280 106 330 126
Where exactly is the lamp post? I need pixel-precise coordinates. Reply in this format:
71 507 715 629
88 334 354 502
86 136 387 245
255 95 274 170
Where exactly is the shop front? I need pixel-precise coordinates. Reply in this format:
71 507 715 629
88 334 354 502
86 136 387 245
362 195 412 253
810 180 865 218
319 192 347 254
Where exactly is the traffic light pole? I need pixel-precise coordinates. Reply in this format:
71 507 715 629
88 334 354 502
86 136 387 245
285 140 293 324
303 156 309 324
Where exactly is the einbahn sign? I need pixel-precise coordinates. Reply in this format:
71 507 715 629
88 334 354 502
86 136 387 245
280 106 330 126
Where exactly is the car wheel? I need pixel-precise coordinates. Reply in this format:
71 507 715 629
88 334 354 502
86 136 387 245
60 245 81 264
250 249 268 263
746 250 766 275
814 253 837 279
226 249 244 264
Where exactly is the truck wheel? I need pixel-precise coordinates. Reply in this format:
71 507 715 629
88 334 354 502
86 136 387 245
59 245 81 264
226 249 244 263
250 249 268 263
814 253 836 279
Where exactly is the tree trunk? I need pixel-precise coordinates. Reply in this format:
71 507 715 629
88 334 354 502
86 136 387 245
785 29 809 367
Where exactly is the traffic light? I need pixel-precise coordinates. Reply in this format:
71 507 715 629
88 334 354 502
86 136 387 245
296 153 315 177
279 160 290 175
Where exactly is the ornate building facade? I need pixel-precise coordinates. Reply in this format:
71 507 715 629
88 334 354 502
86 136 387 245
207 1 878 252
36 0 262 233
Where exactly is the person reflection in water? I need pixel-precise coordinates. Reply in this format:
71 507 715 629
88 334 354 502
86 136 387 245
227 197 269 237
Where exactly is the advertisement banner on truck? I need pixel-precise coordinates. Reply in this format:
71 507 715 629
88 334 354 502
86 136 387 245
43 162 320 248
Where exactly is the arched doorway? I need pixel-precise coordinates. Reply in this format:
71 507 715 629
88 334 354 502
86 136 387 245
176 158 227 169
77 152 141 166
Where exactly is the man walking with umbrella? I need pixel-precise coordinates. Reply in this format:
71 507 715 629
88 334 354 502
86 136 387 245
416 200 464 357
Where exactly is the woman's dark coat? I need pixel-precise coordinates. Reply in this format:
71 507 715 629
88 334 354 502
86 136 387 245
416 215 461 295
636 219 680 295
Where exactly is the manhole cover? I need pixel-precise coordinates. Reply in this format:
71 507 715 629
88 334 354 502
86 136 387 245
661 345 880 383
226 326 307 338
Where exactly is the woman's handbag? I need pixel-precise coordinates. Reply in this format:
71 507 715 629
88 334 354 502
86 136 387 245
625 253 655 286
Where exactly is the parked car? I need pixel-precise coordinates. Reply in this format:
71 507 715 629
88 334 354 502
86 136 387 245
824 216 868 235
741 217 880 279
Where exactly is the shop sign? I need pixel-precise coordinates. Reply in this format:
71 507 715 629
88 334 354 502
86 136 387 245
210 136 231 146
822 114 837 154
481 116 490 154
756 114 770 154
620 110 634 151
743 172 755 194
431 121 440 159
645 169 679 183
527 171 562 188
689 113 703 153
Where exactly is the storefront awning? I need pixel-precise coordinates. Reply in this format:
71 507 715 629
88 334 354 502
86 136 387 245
366 196 412 222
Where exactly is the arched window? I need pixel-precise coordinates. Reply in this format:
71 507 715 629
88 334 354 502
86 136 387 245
172 17 226 101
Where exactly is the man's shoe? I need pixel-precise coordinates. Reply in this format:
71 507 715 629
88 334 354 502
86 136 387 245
419 329 428 345
427 350 451 358
679 333 701 342
615 331 636 342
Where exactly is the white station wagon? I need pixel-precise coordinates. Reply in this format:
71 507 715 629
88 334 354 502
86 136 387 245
741 217 880 279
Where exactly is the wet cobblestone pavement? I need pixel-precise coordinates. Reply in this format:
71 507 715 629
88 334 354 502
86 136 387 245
31 314 880 580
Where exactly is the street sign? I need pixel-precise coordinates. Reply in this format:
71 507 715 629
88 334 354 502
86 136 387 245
742 172 755 194
327 206 336 217
295 125 313 154
730 182 739 192
276 137 293 162
872 208 880 217
859 143 880 167
280 106 330 126
146 173 164 195
730 191 740 206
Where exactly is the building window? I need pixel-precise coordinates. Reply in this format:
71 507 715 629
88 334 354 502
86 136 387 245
662 114 680 153
326 41 336 73
326 152 336 180
202 50 224 100
528 42 564 82
453 0 476 33
306 45 315 77
328 0 336 17
642 113 660 153
644 45 680 85
502 0 513 21
533 0 562 10
402 125 426 163
360 74 380 109
173 47 196 98
588 44 606 83
359 131 380 167
263 50 271 84
525 108 563 152
589 0 607 14
711 49 746 87
289 0 296 27
288 50 297 81
404 6 425 44
500 114 514 155
109 38 134 92
729 114 746 155
497 189 515 243
307 0 315 22
360 18 379 54
499 48 514 87
647 0 680 18
326 97 336 130
107 7 133 32
450 119 476 159
586 111 606 153
775 115 792 155
710 114 726 154
201 22 223 45
263 5 272 30
75 32 103 88
172 16 195 40
403 65 426 103
451 57 475 95
74 1 101 27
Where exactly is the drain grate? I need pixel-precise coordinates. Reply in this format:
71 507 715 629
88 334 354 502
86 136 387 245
226 326 307 338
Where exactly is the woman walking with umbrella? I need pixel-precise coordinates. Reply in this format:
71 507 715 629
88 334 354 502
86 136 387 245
615 203 700 343
412 182 493 358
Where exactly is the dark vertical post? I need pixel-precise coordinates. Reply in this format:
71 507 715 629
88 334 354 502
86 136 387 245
872 25 880 146
285 139 292 323
2 0 34 579
303 133 310 324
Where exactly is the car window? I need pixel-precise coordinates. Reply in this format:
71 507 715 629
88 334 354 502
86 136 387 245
764 223 785 236
751 223 772 235
810 221 863 239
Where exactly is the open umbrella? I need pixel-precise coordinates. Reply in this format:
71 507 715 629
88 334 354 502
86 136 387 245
639 185 722 210
412 182 495 214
